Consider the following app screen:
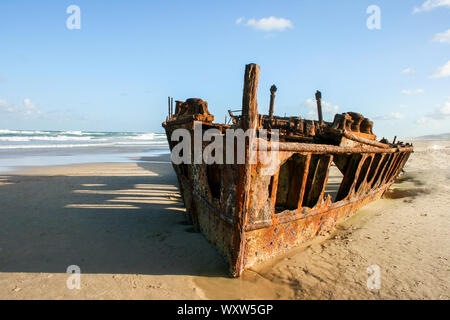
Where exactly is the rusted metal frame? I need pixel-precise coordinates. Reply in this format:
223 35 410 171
343 131 390 149
304 155 333 208
384 153 401 183
371 153 390 188
245 180 394 231
269 172 280 209
348 154 369 200
335 154 363 202
231 63 260 277
383 153 402 185
315 155 334 206
364 153 384 193
296 153 312 210
180 175 233 225
376 153 396 188
282 156 307 210
385 152 403 183
391 152 410 181
255 139 413 154
387 152 407 182
354 155 374 198
374 154 392 189
302 155 320 208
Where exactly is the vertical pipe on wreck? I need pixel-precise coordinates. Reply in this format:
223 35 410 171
168 96 171 117
315 90 323 123
268 85 277 119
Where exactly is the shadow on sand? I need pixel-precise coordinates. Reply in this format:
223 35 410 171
0 159 228 277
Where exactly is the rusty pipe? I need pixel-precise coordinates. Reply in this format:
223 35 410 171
269 85 277 118
315 90 323 123
254 138 413 154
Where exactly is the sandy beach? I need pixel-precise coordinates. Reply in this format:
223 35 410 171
0 140 449 300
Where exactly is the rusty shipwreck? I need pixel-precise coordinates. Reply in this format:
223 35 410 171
162 63 413 277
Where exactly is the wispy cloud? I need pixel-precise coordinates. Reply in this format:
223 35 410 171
401 89 424 95
241 16 293 32
416 98 450 123
0 97 89 122
401 67 415 74
374 112 405 120
430 60 450 78
235 17 244 25
0 98 42 118
302 98 339 119
432 29 450 43
413 0 450 13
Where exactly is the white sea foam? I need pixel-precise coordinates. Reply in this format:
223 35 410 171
131 133 166 140
0 129 168 150
0 129 53 135
0 136 107 142
0 143 116 149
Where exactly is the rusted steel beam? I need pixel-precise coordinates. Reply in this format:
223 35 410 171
255 139 413 154
296 153 311 210
316 155 333 206
231 63 260 277
363 153 381 194
241 64 260 131
377 154 395 187
386 153 403 182
343 130 390 149
350 154 369 198
371 154 389 188
269 172 280 208
354 155 373 196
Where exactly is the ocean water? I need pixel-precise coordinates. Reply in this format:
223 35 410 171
0 129 170 172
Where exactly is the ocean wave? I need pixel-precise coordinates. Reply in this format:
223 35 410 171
0 129 53 135
0 130 169 149
130 133 167 140
0 143 117 149
0 136 108 142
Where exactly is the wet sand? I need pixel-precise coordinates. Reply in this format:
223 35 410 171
0 140 449 299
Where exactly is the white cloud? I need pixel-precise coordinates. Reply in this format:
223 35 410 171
401 89 424 95
430 60 450 78
245 16 293 32
374 112 405 120
432 29 450 43
413 0 450 13
235 17 244 25
416 98 450 123
401 67 415 74
0 98 42 118
302 98 339 119
0 97 90 123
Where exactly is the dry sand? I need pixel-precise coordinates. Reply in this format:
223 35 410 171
0 140 449 299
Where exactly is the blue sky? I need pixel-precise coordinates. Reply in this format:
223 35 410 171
0 0 449 138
